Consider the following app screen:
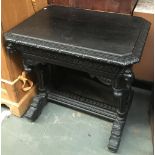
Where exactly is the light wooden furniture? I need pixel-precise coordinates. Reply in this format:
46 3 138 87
1 86 36 117
1 0 47 116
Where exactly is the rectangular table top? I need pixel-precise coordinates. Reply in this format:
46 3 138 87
5 6 150 66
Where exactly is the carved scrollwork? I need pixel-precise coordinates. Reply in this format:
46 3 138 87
6 42 16 54
23 58 41 72
23 59 33 72
96 76 112 86
124 68 134 81
14 44 124 77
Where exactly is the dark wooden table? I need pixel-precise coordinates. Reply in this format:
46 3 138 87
4 6 150 153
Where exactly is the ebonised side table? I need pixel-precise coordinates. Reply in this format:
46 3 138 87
4 6 150 153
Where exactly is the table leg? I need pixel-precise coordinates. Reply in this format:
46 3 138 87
24 64 48 121
108 68 134 152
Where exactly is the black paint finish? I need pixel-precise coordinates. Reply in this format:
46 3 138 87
4 6 150 153
5 5 150 66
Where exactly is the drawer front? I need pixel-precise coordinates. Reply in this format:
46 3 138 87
15 44 124 78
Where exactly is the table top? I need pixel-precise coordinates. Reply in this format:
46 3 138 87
5 6 150 66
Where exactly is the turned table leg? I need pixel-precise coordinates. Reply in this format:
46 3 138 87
108 68 134 152
24 64 48 121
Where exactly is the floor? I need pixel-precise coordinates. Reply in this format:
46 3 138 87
1 88 153 155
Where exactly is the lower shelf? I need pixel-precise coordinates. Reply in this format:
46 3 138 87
47 88 134 122
48 91 116 121
45 66 133 121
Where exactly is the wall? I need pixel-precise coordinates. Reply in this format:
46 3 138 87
133 12 154 81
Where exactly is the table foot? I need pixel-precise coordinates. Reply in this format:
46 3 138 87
108 118 125 153
24 92 48 121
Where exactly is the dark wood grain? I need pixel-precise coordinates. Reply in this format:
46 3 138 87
4 6 150 66
48 0 138 14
